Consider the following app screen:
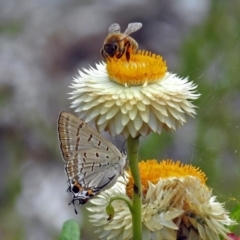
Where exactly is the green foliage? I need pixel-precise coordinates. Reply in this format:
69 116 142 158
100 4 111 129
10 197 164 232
140 132 173 160
179 1 240 190
143 0 240 234
230 203 240 232
59 220 80 240
0 19 24 36
180 0 240 233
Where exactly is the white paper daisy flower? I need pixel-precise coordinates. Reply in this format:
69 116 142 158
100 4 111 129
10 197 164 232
87 160 235 240
70 51 200 138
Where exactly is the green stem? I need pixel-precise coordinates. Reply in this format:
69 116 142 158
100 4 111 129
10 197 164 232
127 136 142 240
106 195 133 222
109 194 133 212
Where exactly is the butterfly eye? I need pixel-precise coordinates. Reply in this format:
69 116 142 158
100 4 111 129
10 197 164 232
72 185 80 193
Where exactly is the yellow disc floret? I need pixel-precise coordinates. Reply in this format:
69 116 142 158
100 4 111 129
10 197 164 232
106 50 167 86
126 159 207 198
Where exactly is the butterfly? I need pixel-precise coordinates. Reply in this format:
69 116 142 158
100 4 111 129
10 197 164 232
58 112 127 213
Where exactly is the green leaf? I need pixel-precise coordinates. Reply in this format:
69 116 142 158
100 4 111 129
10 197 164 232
59 220 80 240
230 203 240 232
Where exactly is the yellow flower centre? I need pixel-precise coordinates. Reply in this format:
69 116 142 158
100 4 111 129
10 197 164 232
126 159 207 199
106 50 167 86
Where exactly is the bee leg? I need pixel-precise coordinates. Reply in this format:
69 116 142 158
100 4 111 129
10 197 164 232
116 51 124 59
124 41 131 61
101 49 110 61
126 51 130 61
100 49 106 60
116 46 127 60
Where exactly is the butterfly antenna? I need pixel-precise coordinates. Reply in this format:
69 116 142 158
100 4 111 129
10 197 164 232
68 199 78 214
122 170 129 185
121 139 127 154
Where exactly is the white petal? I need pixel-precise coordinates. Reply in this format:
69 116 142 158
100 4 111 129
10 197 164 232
128 106 137 120
106 107 119 120
121 114 130 125
127 121 138 137
133 114 143 131
70 62 200 138
139 107 149 122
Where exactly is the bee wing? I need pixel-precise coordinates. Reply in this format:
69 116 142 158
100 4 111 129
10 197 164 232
108 23 121 34
123 22 142 37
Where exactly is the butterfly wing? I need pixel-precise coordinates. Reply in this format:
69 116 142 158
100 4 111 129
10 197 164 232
58 112 127 204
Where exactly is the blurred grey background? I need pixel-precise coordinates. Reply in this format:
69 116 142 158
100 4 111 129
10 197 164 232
0 0 239 239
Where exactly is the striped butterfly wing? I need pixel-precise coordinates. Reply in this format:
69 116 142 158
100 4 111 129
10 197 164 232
58 112 127 205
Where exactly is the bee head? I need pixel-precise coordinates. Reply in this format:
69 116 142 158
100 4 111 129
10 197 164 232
104 43 118 57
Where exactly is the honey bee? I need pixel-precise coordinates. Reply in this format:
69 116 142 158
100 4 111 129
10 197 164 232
101 22 142 61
